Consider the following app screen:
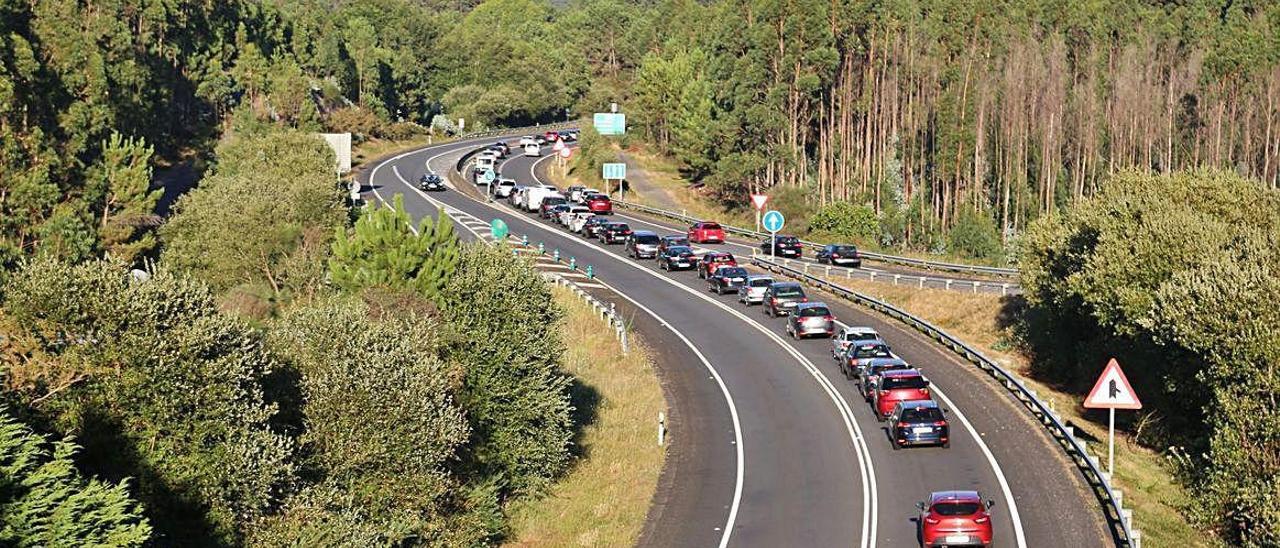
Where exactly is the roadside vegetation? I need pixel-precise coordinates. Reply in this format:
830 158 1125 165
505 287 665 547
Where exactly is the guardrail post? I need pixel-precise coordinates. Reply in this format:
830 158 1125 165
1131 530 1142 548
1002 283 1010 296
586 265 595 279
973 281 980 293
825 265 831 277
538 242 545 254
945 279 952 291
657 412 665 446
919 277 925 289
522 234 529 246
554 249 561 262
893 274 901 286
869 272 876 283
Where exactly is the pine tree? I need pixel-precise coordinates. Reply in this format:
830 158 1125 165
328 195 460 300
89 133 160 264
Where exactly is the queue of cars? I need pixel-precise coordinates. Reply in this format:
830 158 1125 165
473 144 992 548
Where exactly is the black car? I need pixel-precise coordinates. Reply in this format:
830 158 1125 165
889 400 949 449
762 235 804 257
557 130 577 142
539 197 568 219
486 144 507 158
816 244 861 267
658 246 697 271
580 216 611 237
492 141 511 155
707 266 750 295
599 222 633 244
419 173 445 191
545 203 572 222
657 235 691 256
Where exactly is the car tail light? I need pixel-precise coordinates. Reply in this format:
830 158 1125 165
921 388 930 396
974 516 989 524
934 421 947 426
924 517 939 525
823 315 835 321
801 297 809 302
896 422 909 429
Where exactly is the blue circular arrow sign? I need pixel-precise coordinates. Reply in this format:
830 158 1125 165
480 169 496 184
762 210 785 233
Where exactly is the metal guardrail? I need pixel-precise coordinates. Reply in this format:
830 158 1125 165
614 200 1019 278
752 255 1140 548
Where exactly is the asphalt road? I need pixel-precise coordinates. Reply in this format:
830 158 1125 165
361 135 1109 547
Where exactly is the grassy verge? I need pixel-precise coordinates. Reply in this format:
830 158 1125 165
504 287 666 547
822 277 1217 547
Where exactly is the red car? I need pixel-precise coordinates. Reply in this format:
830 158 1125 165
688 221 726 244
872 369 931 420
586 193 613 214
697 252 737 279
917 490 995 547
544 130 561 142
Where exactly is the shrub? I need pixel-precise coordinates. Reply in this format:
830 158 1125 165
0 258 295 544
809 201 879 241
0 407 151 546
948 206 1002 260
328 195 460 301
441 245 573 496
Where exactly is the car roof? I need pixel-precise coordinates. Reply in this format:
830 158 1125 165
769 281 803 288
867 357 908 367
662 234 688 240
666 245 693 253
705 251 733 258
841 326 878 334
745 274 774 281
882 369 923 378
897 399 938 410
632 230 657 237
794 301 829 310
930 490 982 503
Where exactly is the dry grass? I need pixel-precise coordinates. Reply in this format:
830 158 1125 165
504 287 666 547
825 277 1218 548
620 148 754 227
351 135 447 169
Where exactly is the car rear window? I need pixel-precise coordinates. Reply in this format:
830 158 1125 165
749 278 773 287
833 245 857 254
545 197 566 205
882 375 927 390
665 237 689 245
613 223 631 231
635 235 660 244
668 246 693 255
932 502 980 516
773 285 804 298
702 223 722 230
710 255 734 263
799 306 831 317
901 407 944 422
718 267 748 278
779 236 799 244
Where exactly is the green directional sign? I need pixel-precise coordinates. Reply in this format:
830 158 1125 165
593 113 626 136
602 163 627 180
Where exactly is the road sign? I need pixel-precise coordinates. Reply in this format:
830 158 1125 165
594 112 626 136
318 133 352 174
762 210 785 233
552 139 566 151
751 194 769 210
480 169 495 184
490 218 508 240
1084 358 1142 409
602 163 627 180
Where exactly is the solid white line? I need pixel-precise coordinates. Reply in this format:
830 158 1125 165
835 318 1028 548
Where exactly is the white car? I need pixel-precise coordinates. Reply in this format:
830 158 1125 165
558 205 591 226
567 185 587 202
519 136 537 147
832 326 882 360
569 213 599 233
495 178 517 198
523 143 541 157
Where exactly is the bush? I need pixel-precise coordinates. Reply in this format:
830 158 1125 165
1019 169 1280 545
328 196 459 301
948 206 1002 260
441 245 573 496
324 107 385 143
0 407 152 546
809 201 879 242
0 258 294 544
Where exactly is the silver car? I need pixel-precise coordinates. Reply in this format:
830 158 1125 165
831 326 882 360
738 275 775 305
786 302 836 339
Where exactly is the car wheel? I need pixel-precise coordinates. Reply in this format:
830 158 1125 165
941 441 950 449
891 438 901 451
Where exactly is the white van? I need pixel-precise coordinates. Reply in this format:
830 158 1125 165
523 143 541 157
524 187 563 211
473 155 497 174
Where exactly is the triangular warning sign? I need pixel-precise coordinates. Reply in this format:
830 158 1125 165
1083 358 1142 409
751 194 769 210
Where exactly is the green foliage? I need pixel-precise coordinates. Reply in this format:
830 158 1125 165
87 133 160 265
0 407 151 546
1019 169 1280 545
0 258 294 544
328 196 460 300
948 206 1003 260
809 201 880 242
162 130 343 297
441 245 573 496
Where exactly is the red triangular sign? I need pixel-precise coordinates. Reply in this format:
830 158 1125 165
751 194 769 210
1083 358 1142 409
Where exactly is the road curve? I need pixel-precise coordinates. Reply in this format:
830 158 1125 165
361 134 1109 547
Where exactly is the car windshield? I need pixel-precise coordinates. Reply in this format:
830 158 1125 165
749 278 774 287
833 245 857 254
854 345 890 358
611 223 631 231
773 285 804 298
718 267 748 278
799 306 831 317
901 408 944 422
634 235 660 244
667 246 693 255
844 331 877 341
882 375 927 390
932 502 981 516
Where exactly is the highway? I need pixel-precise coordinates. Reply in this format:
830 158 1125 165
360 134 1110 547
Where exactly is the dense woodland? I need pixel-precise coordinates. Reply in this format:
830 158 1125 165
1 0 1278 545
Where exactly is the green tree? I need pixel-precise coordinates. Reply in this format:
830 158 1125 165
441 245 573 495
328 196 460 300
808 201 880 242
86 133 160 264
0 407 151 547
947 206 1003 260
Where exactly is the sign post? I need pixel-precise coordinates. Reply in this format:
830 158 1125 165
751 193 770 233
603 162 627 199
762 210 785 256
480 168 496 202
1083 358 1143 479
552 138 566 168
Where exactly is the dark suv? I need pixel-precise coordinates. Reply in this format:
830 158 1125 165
763 282 807 317
889 400 949 449
761 235 804 257
658 246 697 271
816 244 861 267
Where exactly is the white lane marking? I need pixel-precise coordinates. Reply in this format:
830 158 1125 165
477 168 879 548
837 315 1028 548
374 140 750 547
